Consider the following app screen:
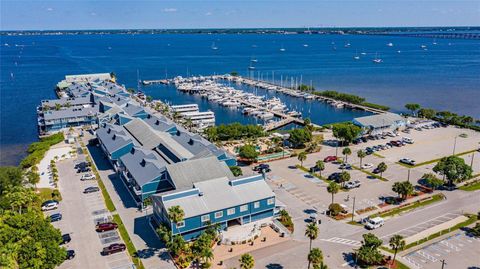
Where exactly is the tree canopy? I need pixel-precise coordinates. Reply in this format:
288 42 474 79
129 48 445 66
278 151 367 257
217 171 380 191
405 103 421 115
289 128 313 148
238 144 259 161
392 181 414 200
357 233 384 266
433 156 473 186
332 123 361 145
204 123 264 141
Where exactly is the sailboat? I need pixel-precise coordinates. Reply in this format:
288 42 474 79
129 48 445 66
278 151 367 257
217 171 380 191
387 42 394 47
211 42 218 50
344 42 351 48
303 44 309 47
372 53 382 63
248 64 256 70
360 52 367 55
420 44 427 49
250 56 258 63
279 45 286 52
353 51 360 60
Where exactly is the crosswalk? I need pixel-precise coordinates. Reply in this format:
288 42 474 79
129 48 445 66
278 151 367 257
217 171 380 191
320 237 362 247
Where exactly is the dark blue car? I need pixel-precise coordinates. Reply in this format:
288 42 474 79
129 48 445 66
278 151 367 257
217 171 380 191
49 213 62 222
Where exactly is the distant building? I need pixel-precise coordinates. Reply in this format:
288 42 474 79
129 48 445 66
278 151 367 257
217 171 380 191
353 113 408 135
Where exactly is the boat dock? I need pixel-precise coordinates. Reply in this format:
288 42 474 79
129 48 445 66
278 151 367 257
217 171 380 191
229 76 386 114
142 79 169 85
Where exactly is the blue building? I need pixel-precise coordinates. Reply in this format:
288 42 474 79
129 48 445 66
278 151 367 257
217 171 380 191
152 173 275 241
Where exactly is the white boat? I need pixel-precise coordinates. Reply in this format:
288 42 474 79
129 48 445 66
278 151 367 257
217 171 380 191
211 42 218 50
361 52 367 55
259 112 274 120
344 42 351 48
372 52 382 63
353 50 360 60
248 65 255 70
397 50 401 53
303 44 309 47
279 45 286 52
242 107 255 114
387 42 394 47
421 45 427 49
251 58 258 63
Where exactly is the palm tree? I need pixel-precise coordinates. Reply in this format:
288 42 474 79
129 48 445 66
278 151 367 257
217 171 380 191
327 182 340 204
376 162 388 178
338 171 351 187
168 206 185 235
315 160 325 177
239 253 255 269
389 234 406 265
298 151 307 167
307 248 323 269
342 147 352 163
357 150 366 167
316 262 329 269
305 222 319 252
201 247 214 265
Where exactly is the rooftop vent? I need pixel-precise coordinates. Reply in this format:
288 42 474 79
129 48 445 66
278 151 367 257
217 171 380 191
112 134 116 140
188 138 194 145
176 130 181 136
107 128 111 134
155 120 160 125
140 159 146 167
199 192 204 196
147 114 151 119
130 147 135 154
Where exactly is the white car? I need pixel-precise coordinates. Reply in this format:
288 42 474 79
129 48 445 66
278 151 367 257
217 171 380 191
81 173 96 181
344 180 361 189
365 217 384 230
361 163 373 169
399 158 416 165
402 137 414 144
41 200 59 211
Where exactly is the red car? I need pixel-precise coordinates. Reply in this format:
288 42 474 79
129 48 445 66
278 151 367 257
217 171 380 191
323 156 337 162
96 222 118 232
102 243 126 255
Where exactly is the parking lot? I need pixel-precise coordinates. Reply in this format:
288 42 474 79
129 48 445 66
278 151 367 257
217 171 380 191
49 156 133 269
403 232 480 269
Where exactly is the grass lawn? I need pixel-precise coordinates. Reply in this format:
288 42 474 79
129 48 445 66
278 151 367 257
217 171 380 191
372 152 386 158
296 164 330 184
84 147 116 212
459 180 480 191
113 214 145 269
37 188 62 202
371 194 444 219
352 165 388 182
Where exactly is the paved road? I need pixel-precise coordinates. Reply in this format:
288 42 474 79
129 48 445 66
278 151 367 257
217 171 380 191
54 157 132 269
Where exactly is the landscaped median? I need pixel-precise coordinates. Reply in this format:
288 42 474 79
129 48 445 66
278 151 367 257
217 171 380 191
351 165 388 182
382 214 478 253
370 194 445 219
459 178 480 191
396 149 478 168
295 164 329 184
113 214 145 269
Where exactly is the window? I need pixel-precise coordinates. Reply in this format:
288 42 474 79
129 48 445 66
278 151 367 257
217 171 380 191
267 198 275 205
227 208 235 215
176 221 185 228
254 202 260 209
201 215 210 222
240 205 248 212
215 211 223 219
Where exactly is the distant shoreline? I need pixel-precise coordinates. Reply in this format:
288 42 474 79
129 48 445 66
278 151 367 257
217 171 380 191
2 26 480 36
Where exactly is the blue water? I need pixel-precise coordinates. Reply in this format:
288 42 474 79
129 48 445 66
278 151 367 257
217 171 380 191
1 34 479 166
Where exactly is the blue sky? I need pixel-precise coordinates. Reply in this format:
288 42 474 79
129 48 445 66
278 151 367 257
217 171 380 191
1 0 479 30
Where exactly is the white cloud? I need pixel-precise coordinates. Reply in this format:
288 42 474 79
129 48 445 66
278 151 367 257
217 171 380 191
205 12 212 16
163 8 177 13
91 12 97 16
46 7 53 11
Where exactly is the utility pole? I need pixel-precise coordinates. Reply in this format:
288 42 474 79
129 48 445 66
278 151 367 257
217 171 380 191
440 259 446 269
351 196 356 222
407 169 411 182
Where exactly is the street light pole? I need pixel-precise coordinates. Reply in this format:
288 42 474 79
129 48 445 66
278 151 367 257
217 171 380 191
440 259 446 269
407 169 411 182
452 136 457 155
471 152 475 169
351 196 356 222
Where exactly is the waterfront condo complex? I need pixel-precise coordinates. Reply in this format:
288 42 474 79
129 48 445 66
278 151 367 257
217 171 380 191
36 73 276 241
